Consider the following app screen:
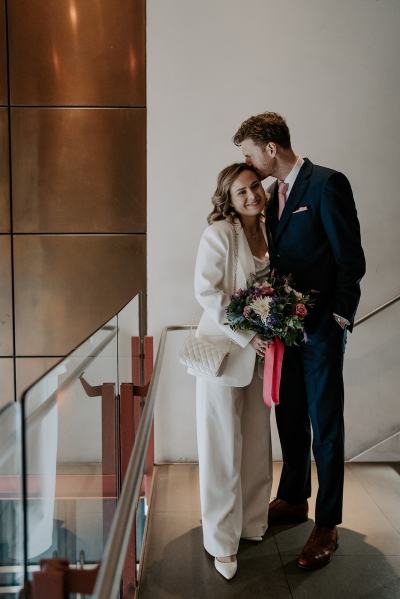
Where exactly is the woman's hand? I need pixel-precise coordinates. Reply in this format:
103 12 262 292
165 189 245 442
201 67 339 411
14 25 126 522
250 334 270 358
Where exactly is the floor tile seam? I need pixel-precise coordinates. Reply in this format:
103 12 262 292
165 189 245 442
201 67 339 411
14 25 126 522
347 463 400 490
272 529 295 598
347 467 400 536
277 552 400 557
347 465 400 538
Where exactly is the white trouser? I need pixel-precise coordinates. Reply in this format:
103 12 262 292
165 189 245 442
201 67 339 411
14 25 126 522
196 366 272 557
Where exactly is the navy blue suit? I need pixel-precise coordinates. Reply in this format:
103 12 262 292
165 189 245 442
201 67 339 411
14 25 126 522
266 158 365 526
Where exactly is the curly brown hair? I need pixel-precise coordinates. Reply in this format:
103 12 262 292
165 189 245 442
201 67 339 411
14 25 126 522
233 111 291 149
207 163 263 225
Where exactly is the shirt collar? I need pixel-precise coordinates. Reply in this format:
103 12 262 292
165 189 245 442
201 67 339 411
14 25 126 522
283 155 304 198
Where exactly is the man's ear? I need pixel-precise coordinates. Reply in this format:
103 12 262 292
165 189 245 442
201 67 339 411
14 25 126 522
265 142 277 157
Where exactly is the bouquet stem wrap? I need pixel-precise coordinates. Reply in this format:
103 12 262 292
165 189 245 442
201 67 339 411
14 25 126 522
263 337 285 408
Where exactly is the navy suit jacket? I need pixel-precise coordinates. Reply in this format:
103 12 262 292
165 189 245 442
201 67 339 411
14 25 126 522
266 158 366 333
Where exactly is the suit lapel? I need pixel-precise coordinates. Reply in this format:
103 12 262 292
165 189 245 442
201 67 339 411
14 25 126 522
266 181 278 248
267 181 278 245
275 158 313 242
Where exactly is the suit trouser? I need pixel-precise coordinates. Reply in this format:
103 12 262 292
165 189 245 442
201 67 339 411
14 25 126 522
275 318 346 526
196 366 272 557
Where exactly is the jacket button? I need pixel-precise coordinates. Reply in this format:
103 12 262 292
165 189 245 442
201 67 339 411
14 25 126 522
277 253 280 258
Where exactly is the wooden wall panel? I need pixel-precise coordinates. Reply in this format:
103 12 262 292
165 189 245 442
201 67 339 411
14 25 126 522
0 2 7 106
0 235 12 355
0 358 14 406
0 108 10 232
14 235 145 356
12 108 146 233
8 0 145 106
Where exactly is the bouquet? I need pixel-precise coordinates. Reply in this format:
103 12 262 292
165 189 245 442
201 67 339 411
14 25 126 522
226 271 314 407
226 271 313 346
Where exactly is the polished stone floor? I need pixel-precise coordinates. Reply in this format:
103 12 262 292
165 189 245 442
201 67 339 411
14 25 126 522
138 462 400 599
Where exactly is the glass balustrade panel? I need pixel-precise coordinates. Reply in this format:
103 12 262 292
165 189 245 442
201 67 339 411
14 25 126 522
0 402 23 598
21 315 119 585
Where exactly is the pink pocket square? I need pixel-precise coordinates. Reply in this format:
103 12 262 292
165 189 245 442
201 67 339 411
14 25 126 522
293 206 309 213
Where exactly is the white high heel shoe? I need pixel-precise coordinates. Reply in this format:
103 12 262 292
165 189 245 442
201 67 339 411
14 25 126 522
241 535 263 541
214 557 237 580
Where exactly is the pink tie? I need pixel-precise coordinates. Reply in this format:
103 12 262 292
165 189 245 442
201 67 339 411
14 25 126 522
278 181 289 220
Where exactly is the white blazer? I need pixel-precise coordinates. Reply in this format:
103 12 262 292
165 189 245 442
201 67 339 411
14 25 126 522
193 219 266 387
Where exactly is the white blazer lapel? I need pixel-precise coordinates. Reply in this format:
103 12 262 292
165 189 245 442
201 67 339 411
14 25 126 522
236 224 256 288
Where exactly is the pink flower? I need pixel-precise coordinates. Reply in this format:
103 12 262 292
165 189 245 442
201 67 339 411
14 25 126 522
260 284 274 296
243 306 252 319
293 303 308 317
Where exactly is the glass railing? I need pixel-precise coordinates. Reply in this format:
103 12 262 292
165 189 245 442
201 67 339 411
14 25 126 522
0 402 24 598
22 318 119 579
6 291 146 597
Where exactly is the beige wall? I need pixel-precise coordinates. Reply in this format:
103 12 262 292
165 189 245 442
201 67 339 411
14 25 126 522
147 0 400 461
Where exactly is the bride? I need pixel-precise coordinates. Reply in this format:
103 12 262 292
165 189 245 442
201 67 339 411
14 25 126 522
193 163 273 579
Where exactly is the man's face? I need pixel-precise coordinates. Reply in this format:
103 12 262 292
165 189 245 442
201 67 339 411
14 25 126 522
241 138 275 180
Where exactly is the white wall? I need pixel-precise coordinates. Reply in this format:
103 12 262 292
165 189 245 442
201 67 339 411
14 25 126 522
147 0 400 462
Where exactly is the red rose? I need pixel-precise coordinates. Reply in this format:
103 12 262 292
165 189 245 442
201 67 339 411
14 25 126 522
293 303 308 317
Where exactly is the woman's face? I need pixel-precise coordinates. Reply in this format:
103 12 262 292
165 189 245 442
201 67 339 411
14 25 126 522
230 170 266 218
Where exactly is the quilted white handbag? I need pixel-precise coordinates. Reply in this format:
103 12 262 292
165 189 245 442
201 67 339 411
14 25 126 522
179 223 238 378
179 334 230 377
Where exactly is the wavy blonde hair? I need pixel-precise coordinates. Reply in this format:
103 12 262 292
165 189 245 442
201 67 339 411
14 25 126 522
207 163 265 225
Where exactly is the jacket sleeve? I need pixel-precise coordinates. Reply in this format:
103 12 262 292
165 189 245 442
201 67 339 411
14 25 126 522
194 225 255 348
320 172 366 325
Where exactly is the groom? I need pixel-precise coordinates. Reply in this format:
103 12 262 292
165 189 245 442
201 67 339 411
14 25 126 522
233 112 366 569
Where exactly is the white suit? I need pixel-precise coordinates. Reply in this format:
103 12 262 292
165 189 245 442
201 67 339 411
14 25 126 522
194 219 272 557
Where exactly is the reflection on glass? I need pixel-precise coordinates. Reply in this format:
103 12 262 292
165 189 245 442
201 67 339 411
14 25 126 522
22 316 119 579
0 402 23 596
136 493 148 574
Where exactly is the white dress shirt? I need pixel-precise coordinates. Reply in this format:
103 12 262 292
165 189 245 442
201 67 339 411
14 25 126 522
282 155 304 198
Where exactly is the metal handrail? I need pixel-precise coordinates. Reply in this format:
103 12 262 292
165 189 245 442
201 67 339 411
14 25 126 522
0 326 117 471
354 294 400 327
22 325 117 425
92 325 195 599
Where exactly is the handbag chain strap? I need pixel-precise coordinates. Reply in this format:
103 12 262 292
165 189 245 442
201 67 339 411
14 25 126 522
225 222 240 350
232 221 239 293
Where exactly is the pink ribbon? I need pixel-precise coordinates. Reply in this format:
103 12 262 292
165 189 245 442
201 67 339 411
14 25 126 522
263 337 285 408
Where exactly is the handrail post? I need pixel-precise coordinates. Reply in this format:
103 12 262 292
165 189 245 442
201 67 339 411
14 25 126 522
119 335 144 597
101 382 117 545
120 382 139 597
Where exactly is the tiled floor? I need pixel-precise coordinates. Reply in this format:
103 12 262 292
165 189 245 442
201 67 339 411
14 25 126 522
138 463 400 599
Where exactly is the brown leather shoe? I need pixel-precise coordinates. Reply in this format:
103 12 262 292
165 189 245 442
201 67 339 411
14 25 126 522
296 525 338 570
268 498 309 525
